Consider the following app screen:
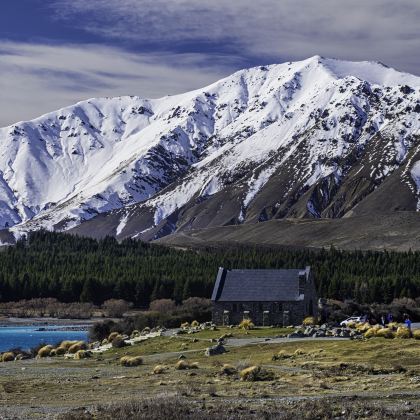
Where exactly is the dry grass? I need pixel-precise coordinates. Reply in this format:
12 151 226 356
59 340 79 350
74 350 92 360
302 316 317 326
175 360 198 370
55 346 67 356
120 356 143 367
37 345 53 358
108 332 120 342
395 326 411 339
375 328 395 339
240 366 261 381
68 341 87 354
152 365 166 374
413 330 420 340
1 352 15 362
220 363 237 375
239 319 255 330
190 320 200 327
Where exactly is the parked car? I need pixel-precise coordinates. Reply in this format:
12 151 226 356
340 316 364 327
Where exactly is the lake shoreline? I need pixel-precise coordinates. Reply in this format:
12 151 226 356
0 316 100 328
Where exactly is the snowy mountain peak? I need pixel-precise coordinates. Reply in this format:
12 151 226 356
0 57 419 240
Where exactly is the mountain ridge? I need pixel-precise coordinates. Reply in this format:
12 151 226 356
0 56 419 246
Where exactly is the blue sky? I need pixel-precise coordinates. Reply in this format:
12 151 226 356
1 0 419 126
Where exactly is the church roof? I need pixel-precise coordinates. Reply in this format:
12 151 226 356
211 267 310 302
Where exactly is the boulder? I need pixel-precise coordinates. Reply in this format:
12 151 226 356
205 344 226 356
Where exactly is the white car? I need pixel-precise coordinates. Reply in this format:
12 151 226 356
340 316 364 327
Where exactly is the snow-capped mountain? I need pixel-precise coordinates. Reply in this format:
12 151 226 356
1 56 419 242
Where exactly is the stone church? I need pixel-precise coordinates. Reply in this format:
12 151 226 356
211 267 318 326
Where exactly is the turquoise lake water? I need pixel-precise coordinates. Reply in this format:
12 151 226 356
0 326 89 352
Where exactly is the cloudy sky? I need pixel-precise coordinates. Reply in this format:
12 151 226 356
1 0 419 126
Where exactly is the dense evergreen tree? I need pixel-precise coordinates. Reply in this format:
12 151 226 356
0 231 419 305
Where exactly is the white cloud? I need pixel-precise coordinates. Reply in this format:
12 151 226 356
0 41 241 126
51 0 420 75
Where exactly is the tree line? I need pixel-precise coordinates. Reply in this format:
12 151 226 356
0 231 419 306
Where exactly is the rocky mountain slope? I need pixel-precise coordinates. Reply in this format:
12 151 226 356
0 56 419 246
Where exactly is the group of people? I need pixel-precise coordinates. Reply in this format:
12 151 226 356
379 312 412 330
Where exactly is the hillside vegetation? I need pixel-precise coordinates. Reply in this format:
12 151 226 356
0 231 419 305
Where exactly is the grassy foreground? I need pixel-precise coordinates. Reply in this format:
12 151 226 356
1 329 420 419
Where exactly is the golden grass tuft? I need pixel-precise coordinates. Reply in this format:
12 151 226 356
356 323 371 333
413 330 420 340
2 352 15 362
153 364 166 374
240 366 260 381
59 340 79 350
395 326 411 339
108 332 120 342
55 347 67 356
239 319 255 330
180 322 190 328
175 360 198 370
130 330 140 338
240 365 274 381
37 345 53 358
387 322 399 330
190 320 200 328
364 328 377 339
120 356 143 367
220 364 237 375
302 316 317 326
375 328 395 339
68 341 87 354
294 348 305 356
74 350 91 360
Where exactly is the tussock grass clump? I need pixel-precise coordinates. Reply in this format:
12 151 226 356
59 340 78 351
364 328 377 338
108 332 120 342
68 341 87 354
356 323 371 333
395 326 411 339
111 335 127 348
153 364 166 374
240 365 274 381
413 330 420 340
37 345 53 358
375 328 395 339
302 316 317 326
387 322 399 330
55 346 67 356
74 350 91 360
272 350 292 361
190 320 200 328
175 360 198 370
120 356 143 367
180 322 190 328
130 330 140 339
2 352 15 362
239 319 255 330
294 348 305 356
220 364 237 375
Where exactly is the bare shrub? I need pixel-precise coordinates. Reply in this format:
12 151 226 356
149 299 176 314
102 299 131 318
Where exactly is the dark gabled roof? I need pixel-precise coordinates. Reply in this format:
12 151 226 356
211 267 310 302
